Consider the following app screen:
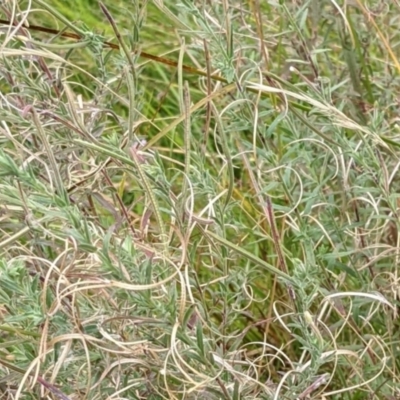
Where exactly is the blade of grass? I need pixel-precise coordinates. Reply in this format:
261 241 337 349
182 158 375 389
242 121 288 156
205 230 295 283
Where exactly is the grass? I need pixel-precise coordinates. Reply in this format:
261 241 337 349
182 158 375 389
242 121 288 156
1 0 400 398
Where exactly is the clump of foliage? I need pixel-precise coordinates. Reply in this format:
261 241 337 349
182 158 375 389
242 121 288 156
0 0 400 399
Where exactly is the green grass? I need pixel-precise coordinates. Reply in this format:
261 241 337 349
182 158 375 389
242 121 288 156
1 0 400 398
